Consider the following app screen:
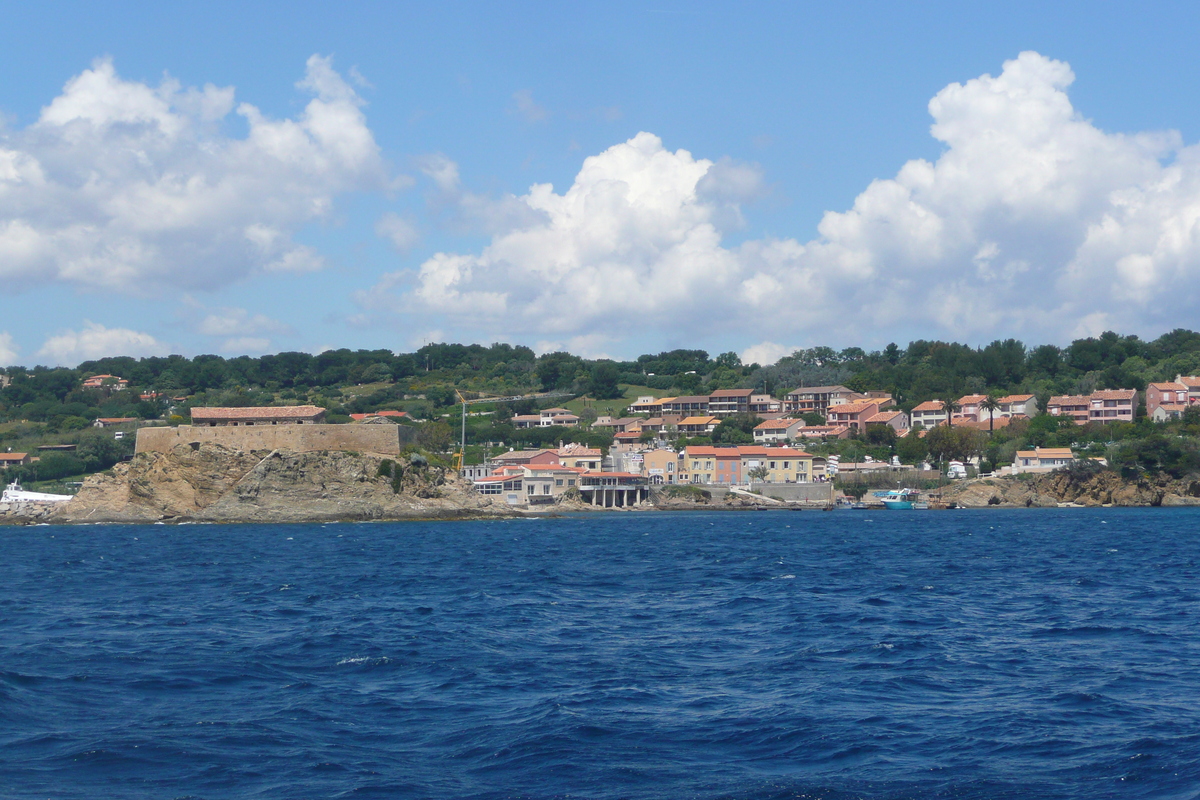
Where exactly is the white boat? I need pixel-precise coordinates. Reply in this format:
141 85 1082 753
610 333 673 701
876 488 924 510
1 480 72 503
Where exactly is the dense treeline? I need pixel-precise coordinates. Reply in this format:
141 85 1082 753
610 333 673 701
4 330 1200 429
5 329 1200 485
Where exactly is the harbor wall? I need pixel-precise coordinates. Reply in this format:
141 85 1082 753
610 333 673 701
695 483 836 503
136 424 411 456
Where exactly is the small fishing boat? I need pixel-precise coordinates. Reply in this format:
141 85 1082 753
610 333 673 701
876 488 924 510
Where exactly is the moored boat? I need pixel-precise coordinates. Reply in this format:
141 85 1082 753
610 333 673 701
2 481 72 503
876 488 924 510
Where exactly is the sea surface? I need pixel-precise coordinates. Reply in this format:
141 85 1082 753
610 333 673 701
2 509 1200 799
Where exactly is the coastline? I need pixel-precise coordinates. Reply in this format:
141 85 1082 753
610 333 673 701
4 443 1198 527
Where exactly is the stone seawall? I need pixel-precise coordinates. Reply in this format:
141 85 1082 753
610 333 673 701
703 483 836 503
136 424 412 456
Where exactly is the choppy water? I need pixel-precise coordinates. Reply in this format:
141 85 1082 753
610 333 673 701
3 509 1200 799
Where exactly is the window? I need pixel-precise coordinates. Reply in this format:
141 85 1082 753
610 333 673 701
556 479 564 486
568 479 575 486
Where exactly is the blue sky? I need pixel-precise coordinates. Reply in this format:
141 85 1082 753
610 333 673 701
3 1 1200 366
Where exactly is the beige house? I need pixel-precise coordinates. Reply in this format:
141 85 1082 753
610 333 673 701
556 444 602 471
678 415 720 435
1011 447 1076 474
864 410 908 431
909 400 950 428
753 418 806 443
642 449 683 483
738 446 814 483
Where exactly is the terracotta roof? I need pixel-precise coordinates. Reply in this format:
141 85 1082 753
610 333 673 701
826 401 879 415
709 389 753 398
678 416 719 425
1048 395 1090 405
557 444 601 457
864 410 903 424
999 394 1035 403
492 449 559 461
794 425 850 436
1178 376 1200 388
191 405 325 420
1149 382 1188 391
744 447 811 458
911 400 948 412
957 394 987 404
1091 389 1137 400
785 385 851 396
96 417 137 423
0 453 28 461
755 418 802 429
684 446 741 457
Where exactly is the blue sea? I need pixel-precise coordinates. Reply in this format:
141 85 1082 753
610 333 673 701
3 509 1200 799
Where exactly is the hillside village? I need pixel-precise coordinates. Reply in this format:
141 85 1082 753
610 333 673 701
5 332 1200 504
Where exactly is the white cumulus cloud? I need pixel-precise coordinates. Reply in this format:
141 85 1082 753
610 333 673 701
360 51 1200 350
0 332 18 366
0 54 385 294
740 342 796 367
37 321 169 365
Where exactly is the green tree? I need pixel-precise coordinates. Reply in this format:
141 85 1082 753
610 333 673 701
588 361 622 399
416 421 454 452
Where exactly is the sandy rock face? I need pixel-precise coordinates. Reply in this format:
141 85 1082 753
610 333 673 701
49 443 514 524
944 470 1200 508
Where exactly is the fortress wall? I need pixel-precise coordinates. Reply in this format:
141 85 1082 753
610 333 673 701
136 424 411 456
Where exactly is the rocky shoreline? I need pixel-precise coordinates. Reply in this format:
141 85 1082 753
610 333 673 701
5 445 1200 526
943 468 1200 508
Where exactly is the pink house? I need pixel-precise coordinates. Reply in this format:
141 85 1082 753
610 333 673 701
825 401 880 432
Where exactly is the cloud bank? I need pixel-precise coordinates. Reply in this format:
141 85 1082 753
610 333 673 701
37 321 169 365
0 54 384 294
365 51 1200 349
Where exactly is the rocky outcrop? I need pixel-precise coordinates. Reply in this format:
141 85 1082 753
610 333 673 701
46 443 521 524
944 469 1200 508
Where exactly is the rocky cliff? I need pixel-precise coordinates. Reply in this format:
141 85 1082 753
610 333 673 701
37 443 520 524
945 469 1200 508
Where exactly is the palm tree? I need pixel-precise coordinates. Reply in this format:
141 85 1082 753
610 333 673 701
941 398 961 428
979 395 1002 435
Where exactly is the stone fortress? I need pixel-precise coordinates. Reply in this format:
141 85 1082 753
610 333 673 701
135 406 413 456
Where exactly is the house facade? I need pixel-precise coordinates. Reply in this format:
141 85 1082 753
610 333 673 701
825 401 881 432
1147 382 1189 418
1012 447 1076 473
782 385 859 415
910 400 949 428
643 449 682 483
753 418 806 443
1046 395 1091 424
